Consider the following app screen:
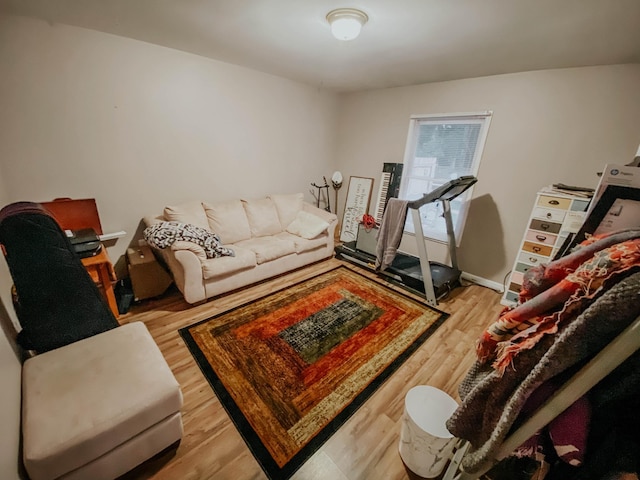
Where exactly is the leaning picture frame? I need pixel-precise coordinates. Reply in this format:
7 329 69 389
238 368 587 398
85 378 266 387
339 176 374 243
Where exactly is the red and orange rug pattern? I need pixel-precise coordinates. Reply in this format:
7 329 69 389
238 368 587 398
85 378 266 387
180 266 448 479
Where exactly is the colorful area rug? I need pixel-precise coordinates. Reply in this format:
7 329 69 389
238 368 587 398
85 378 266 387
179 266 448 479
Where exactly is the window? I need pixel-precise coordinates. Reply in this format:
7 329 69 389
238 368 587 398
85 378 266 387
399 112 492 244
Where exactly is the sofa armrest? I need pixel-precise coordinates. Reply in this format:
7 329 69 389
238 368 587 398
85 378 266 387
170 241 207 261
302 203 338 224
149 243 207 304
172 250 207 304
301 202 338 250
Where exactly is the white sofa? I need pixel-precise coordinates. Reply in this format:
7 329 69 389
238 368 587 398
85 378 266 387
143 193 338 304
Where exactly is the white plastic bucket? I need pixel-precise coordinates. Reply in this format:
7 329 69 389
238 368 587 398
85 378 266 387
399 385 459 478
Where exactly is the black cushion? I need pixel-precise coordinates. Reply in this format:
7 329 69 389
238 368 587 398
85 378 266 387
0 202 118 353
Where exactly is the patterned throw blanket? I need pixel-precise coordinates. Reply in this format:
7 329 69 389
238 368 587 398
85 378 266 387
143 221 235 259
477 229 640 372
446 230 640 474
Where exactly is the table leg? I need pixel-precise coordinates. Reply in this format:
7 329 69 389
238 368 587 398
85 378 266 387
98 263 119 319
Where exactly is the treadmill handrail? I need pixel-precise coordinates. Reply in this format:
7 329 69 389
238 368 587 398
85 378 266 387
407 175 477 210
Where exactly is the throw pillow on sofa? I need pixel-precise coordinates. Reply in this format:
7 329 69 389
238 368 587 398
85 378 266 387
286 210 330 239
269 193 304 229
144 221 234 259
204 200 252 245
163 201 209 230
242 198 282 237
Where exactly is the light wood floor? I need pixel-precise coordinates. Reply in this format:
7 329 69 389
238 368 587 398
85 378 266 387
119 258 504 480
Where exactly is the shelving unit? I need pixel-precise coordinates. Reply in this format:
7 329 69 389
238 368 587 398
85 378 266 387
501 187 591 306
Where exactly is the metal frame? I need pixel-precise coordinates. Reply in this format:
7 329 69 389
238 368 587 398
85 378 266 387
407 176 476 306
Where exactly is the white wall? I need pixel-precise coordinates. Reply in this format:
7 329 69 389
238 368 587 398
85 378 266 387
0 300 21 480
0 163 19 327
335 65 640 286
2 15 640 290
0 14 339 267
0 162 21 479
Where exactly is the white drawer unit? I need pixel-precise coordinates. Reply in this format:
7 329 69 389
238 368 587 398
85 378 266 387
501 188 591 306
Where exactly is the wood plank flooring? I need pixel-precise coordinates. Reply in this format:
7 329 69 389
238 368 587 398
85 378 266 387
119 258 504 480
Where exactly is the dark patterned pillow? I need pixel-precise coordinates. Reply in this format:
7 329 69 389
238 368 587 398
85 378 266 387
143 221 234 259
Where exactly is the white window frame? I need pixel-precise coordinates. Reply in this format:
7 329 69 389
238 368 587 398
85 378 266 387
399 111 492 245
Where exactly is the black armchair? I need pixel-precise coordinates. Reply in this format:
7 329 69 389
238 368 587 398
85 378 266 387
0 201 118 353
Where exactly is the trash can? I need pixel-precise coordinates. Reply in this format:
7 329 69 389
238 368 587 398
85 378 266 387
399 385 459 478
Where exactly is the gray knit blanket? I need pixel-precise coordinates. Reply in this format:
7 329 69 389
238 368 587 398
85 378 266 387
445 270 640 473
375 198 408 271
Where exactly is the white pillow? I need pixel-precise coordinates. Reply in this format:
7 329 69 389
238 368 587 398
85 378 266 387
286 210 330 239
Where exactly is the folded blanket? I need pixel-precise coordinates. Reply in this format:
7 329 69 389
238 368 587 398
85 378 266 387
446 270 640 474
375 198 408 271
477 229 640 368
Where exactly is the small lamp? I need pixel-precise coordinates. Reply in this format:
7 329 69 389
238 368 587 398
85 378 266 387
331 171 343 215
326 8 368 41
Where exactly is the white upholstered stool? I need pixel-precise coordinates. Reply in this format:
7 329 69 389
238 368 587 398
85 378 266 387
399 385 459 478
22 322 183 480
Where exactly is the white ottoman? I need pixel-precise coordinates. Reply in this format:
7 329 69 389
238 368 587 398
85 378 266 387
399 385 459 478
22 322 183 480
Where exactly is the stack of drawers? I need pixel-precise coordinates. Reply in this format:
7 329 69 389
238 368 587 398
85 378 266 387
502 189 591 306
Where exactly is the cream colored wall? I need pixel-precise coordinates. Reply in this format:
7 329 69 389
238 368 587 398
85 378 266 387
334 65 640 287
0 167 19 326
0 16 639 289
0 160 21 479
0 14 339 267
0 298 22 480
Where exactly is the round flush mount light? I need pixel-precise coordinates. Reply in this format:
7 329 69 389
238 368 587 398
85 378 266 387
326 8 368 41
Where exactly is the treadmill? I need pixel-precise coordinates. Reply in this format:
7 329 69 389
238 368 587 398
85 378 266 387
335 175 477 306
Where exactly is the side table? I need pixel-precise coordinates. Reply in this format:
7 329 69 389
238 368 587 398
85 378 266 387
501 187 590 306
81 247 119 318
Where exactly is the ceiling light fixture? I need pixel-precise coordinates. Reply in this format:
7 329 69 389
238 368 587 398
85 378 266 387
326 8 368 41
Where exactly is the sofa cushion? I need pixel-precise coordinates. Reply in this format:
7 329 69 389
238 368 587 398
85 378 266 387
241 198 282 237
275 232 328 254
234 237 296 264
204 200 251 244
286 210 330 239
269 193 304 230
22 322 182 480
202 246 257 280
163 201 209 231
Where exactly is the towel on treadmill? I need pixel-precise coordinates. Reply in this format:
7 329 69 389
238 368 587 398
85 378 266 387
375 198 409 271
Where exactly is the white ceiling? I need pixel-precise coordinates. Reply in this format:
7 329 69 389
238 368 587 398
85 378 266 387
2 0 640 92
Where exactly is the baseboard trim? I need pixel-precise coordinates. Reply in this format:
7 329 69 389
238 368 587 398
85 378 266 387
460 272 504 293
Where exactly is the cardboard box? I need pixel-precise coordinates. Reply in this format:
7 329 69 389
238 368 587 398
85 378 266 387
127 246 173 301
